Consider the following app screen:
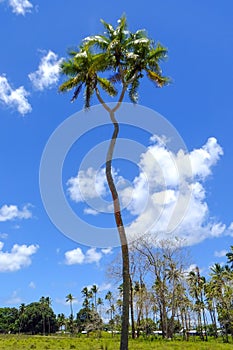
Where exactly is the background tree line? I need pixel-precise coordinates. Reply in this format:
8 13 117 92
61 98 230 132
0 243 232 343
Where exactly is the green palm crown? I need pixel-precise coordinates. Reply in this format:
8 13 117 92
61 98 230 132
59 15 169 108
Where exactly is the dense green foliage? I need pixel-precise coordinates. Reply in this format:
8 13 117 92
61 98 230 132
0 300 57 335
0 308 18 334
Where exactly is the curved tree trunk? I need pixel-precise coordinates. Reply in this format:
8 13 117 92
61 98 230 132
106 111 129 350
96 88 130 350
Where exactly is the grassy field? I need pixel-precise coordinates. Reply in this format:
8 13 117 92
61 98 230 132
0 334 232 350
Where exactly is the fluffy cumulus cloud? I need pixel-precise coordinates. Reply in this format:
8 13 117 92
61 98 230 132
9 0 33 15
0 0 33 15
124 137 225 245
28 51 63 91
0 204 32 222
67 137 227 246
0 76 31 115
65 247 102 265
0 242 38 272
67 168 107 203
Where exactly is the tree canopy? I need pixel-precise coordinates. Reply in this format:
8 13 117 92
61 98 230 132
59 15 169 108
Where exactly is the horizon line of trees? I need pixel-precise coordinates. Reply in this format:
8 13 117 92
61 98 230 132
0 241 232 343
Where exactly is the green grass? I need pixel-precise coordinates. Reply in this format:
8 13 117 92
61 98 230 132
0 334 231 350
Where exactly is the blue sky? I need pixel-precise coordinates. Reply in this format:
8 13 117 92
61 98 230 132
0 0 233 316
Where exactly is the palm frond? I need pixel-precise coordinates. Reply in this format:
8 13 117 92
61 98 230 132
128 77 140 104
134 29 147 38
83 35 110 50
84 84 94 109
115 15 127 40
133 38 150 45
75 51 88 59
149 44 168 61
58 75 82 92
89 53 112 73
100 19 114 35
97 77 118 96
71 84 83 102
146 69 170 87
60 60 80 77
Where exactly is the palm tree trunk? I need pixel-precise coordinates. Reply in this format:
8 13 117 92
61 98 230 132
106 111 129 350
96 88 130 350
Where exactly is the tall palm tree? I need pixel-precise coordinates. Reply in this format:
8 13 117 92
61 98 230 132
45 297 52 335
97 297 104 318
59 16 168 350
66 293 75 334
91 284 98 310
66 293 75 318
18 303 26 334
39 296 47 336
81 286 93 309
204 281 218 338
210 263 233 341
187 270 204 340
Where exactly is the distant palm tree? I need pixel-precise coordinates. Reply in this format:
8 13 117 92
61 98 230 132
105 291 115 328
18 303 26 334
45 297 52 335
81 287 92 309
66 293 75 318
91 284 98 310
226 246 233 268
97 297 104 318
66 293 75 334
210 263 233 341
39 296 47 336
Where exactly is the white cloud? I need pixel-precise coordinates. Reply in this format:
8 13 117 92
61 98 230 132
68 136 226 247
0 76 31 115
29 281 36 289
0 242 38 272
9 0 33 15
65 247 85 265
98 282 112 292
101 247 113 255
0 0 33 15
189 137 223 179
85 248 102 264
65 247 102 265
84 208 99 216
67 167 107 203
0 233 8 239
214 250 228 258
28 50 63 91
0 204 32 222
123 137 226 246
